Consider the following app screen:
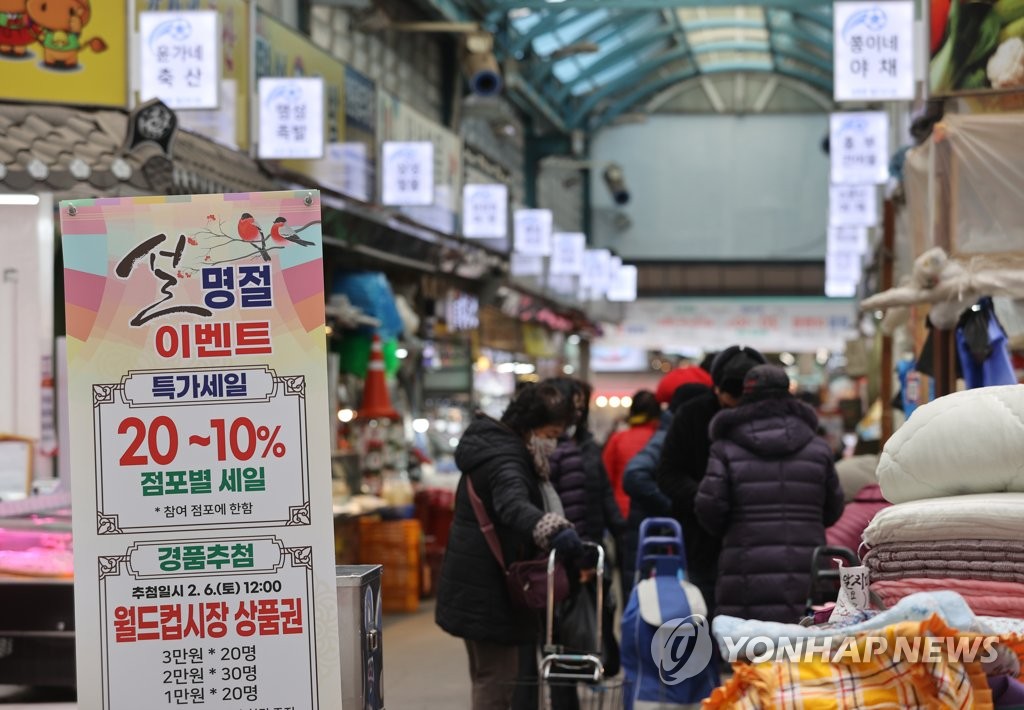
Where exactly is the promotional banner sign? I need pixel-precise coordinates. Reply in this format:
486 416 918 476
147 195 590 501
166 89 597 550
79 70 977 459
5 0 126 106
139 11 220 109
930 0 1024 96
550 233 586 276
830 111 890 185
381 141 435 207
833 1 915 101
513 209 554 257
61 191 343 710
607 264 638 302
829 184 879 227
258 77 326 160
462 184 508 239
141 0 250 150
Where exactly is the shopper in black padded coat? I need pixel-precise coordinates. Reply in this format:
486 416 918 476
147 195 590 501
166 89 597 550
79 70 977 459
655 346 766 615
695 365 845 623
436 383 583 710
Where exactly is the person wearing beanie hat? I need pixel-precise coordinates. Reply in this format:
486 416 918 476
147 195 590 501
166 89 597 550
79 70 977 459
655 365 713 406
655 345 767 616
694 365 844 623
602 390 661 519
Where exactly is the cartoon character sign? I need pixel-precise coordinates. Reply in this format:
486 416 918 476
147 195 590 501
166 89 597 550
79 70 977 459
0 0 34 56
24 0 106 69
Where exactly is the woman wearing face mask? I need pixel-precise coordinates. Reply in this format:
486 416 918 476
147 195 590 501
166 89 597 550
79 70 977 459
436 382 584 710
529 377 625 710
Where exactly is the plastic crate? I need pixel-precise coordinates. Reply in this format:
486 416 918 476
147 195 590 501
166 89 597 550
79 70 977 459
380 563 420 613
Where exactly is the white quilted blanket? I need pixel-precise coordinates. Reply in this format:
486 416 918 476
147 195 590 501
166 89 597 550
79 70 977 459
863 493 1024 546
877 385 1024 503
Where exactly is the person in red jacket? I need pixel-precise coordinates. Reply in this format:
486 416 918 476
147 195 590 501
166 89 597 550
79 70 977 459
825 482 890 554
602 390 660 518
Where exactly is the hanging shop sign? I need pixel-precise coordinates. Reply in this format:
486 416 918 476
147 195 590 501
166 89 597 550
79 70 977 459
462 184 509 239
255 12 344 174
590 346 649 373
930 0 1024 96
139 11 220 110
60 190 343 709
603 298 858 352
338 66 377 202
258 77 326 160
826 249 864 298
828 227 870 256
550 233 586 276
829 184 879 227
140 0 250 150
378 91 463 233
833 1 915 102
830 111 890 185
607 264 638 303
513 209 553 257
5 0 126 107
511 253 544 277
580 248 612 297
381 141 435 207
445 291 480 332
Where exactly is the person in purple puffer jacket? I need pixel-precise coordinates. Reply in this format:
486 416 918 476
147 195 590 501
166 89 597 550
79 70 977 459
696 365 845 623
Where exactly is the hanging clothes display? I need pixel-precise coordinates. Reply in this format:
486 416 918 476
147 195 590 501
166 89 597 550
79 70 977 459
956 298 1018 389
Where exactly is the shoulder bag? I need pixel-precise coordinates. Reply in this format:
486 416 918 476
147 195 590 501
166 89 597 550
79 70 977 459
466 477 569 611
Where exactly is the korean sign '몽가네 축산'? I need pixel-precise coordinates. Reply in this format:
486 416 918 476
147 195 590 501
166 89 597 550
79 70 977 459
61 191 342 710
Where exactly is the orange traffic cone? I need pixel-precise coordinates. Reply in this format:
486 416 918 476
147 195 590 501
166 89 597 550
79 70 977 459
357 335 399 420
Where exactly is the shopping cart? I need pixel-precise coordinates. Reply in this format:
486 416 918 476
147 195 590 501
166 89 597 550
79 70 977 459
514 541 625 710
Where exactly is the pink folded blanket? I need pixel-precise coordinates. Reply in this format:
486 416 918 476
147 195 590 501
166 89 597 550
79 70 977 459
872 578 1024 619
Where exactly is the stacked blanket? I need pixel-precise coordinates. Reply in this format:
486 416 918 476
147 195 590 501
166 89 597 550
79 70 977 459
863 387 1024 621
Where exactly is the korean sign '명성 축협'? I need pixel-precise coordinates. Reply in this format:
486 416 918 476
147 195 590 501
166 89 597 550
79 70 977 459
61 191 343 709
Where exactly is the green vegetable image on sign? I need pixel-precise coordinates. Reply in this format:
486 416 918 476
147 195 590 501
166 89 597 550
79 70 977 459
931 0 1024 95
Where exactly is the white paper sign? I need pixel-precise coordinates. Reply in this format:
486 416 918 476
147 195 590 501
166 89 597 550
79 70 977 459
830 112 889 185
510 253 544 277
462 184 508 239
257 77 325 160
825 249 863 297
582 249 612 294
550 233 586 276
828 227 870 255
834 1 915 102
513 209 553 257
829 184 878 227
607 264 638 302
140 11 220 110
381 141 435 206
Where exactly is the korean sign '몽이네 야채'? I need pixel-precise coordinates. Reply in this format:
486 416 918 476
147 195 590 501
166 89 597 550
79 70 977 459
61 191 342 710
833 1 915 102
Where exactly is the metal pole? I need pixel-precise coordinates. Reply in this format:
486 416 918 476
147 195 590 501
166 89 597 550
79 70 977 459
880 199 895 445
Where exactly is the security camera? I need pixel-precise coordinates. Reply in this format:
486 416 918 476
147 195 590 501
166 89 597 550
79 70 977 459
464 33 502 98
603 163 629 205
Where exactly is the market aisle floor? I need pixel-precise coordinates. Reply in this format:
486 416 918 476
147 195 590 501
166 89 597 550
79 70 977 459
383 599 470 709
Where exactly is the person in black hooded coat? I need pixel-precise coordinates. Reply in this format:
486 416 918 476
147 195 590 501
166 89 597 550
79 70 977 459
655 346 766 613
695 365 845 623
436 383 584 710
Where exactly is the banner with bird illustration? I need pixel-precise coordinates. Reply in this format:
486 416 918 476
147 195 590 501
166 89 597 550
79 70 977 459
60 190 344 710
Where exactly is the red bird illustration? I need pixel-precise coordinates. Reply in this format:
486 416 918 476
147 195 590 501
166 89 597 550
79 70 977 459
269 217 315 247
237 212 264 242
237 212 271 261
